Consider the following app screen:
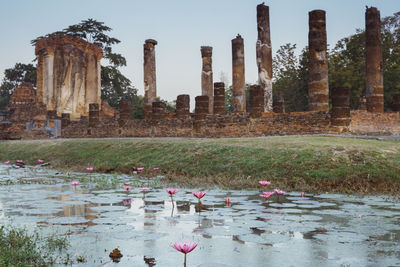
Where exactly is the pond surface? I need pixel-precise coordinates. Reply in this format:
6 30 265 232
0 164 400 266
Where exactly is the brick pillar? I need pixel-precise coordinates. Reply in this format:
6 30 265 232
273 92 285 113
213 82 225 115
195 96 209 121
119 101 131 127
232 34 246 113
176 94 190 118
256 3 273 112
308 10 329 112
61 113 70 128
249 85 264 118
201 46 213 114
331 86 351 132
144 39 158 119
366 7 384 113
89 103 99 127
393 94 400 112
152 101 166 120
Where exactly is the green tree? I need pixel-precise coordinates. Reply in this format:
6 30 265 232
272 43 308 112
0 63 36 109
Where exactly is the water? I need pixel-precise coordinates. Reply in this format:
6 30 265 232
0 164 400 266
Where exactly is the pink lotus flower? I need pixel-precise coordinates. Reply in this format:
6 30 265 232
71 180 79 187
86 167 93 172
140 187 150 192
123 185 132 192
5 160 10 165
225 197 231 206
137 167 144 172
132 171 138 174
38 159 44 164
274 189 285 195
301 192 306 197
16 160 23 163
153 167 159 170
258 180 271 187
123 199 132 206
14 165 20 169
260 191 275 199
166 188 178 195
172 241 198 267
192 191 206 200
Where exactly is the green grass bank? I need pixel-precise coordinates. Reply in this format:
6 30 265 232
1 136 400 194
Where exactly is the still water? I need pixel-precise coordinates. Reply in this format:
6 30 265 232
0 164 399 266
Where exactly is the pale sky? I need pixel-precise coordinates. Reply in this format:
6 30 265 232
0 0 399 104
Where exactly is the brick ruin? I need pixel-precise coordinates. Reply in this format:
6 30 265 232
1 5 400 140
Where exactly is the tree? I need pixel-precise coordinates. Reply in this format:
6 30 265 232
0 63 36 109
272 43 308 112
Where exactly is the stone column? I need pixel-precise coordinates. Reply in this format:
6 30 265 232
119 101 131 127
366 7 384 113
152 101 166 120
195 96 209 121
144 39 158 119
89 103 99 127
308 10 329 112
176 94 190 118
213 82 225 115
232 34 246 113
256 3 273 112
249 85 264 118
273 92 285 113
331 86 351 132
43 49 55 110
392 94 400 112
201 46 213 114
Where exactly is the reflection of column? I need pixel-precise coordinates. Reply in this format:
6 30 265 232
144 39 158 119
232 34 246 113
256 3 273 112
308 10 329 112
201 46 213 114
365 7 384 113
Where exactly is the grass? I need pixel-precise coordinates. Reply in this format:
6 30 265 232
0 225 70 266
0 136 400 194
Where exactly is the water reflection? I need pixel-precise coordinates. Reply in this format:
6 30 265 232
0 165 400 266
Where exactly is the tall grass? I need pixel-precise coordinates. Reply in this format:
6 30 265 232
0 137 399 193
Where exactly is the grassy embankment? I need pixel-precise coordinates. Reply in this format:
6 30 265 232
0 136 399 194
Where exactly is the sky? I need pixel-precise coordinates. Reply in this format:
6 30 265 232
0 0 399 105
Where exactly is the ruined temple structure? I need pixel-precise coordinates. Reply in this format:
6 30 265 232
144 39 158 119
35 36 103 119
365 7 384 113
308 10 329 112
2 5 400 140
256 3 273 112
